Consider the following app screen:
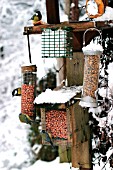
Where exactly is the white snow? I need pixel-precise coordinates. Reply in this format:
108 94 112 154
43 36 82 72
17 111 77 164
82 42 104 55
86 0 98 15
79 6 113 22
34 86 82 104
95 6 113 21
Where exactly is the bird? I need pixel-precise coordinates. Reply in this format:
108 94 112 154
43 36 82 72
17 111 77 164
29 10 43 26
12 87 21 97
19 113 34 125
40 130 54 148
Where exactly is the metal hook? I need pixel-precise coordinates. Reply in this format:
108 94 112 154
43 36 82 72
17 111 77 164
83 28 102 47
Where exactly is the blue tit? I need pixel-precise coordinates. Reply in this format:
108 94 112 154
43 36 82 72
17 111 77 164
40 130 54 148
30 10 42 26
12 87 21 97
19 113 33 125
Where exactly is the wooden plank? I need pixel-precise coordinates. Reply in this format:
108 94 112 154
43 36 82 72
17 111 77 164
71 102 91 169
23 21 113 51
23 22 95 35
23 21 113 35
66 51 92 168
66 52 84 86
36 103 66 110
46 0 60 24
41 108 46 130
59 145 71 163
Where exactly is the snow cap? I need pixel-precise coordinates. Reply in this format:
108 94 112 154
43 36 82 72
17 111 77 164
82 41 103 55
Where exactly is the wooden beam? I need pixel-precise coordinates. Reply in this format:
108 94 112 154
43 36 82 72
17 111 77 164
46 0 60 24
23 21 113 35
23 21 113 51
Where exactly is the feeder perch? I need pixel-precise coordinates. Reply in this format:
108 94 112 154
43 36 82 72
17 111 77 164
34 86 82 146
41 27 73 58
21 65 37 119
79 28 103 108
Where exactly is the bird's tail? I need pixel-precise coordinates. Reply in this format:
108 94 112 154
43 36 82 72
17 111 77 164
50 140 55 149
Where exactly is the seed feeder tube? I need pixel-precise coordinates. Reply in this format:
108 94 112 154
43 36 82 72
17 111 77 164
21 65 37 119
79 28 103 108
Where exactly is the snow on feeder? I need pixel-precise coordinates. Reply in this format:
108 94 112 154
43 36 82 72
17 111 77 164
21 65 37 119
34 86 82 146
86 0 104 19
41 27 73 58
79 28 103 108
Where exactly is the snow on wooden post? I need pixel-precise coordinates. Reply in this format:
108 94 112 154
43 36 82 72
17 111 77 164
21 65 37 119
79 28 103 108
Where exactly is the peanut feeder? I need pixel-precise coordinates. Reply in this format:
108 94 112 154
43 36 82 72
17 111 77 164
21 65 37 118
34 86 82 146
79 28 103 108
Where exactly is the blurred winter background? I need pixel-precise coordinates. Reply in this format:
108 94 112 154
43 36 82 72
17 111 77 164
0 0 113 170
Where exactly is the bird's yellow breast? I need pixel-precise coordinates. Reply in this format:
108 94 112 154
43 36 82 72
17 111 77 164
34 16 39 22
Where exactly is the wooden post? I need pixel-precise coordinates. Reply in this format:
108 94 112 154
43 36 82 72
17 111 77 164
71 103 92 170
56 58 66 86
66 52 92 169
46 0 60 24
69 0 79 22
66 52 84 86
64 0 70 16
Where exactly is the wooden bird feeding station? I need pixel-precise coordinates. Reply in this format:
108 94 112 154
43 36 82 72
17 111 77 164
34 86 82 146
23 0 113 169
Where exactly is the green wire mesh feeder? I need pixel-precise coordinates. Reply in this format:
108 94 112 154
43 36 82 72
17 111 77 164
41 27 73 58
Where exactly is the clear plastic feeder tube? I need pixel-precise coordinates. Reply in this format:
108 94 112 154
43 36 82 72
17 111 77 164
80 28 103 108
21 65 37 118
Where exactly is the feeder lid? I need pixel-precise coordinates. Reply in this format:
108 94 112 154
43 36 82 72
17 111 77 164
21 64 37 73
82 42 103 55
34 86 82 105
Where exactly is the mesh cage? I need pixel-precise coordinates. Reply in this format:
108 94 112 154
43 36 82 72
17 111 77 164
41 27 73 58
21 65 37 118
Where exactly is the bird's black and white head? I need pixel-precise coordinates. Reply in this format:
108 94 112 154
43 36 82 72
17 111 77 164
34 10 42 20
29 10 42 21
